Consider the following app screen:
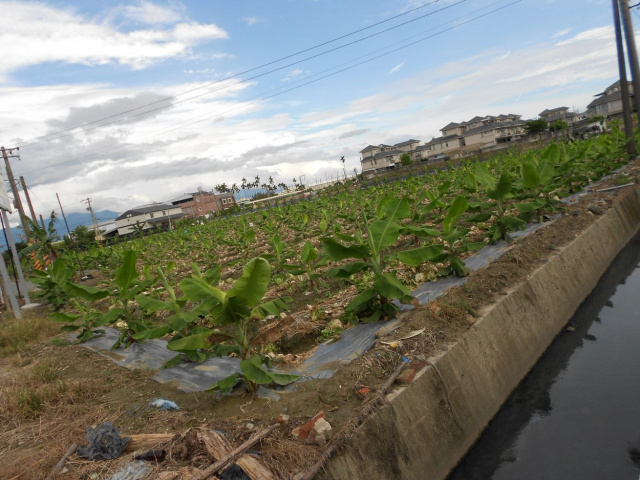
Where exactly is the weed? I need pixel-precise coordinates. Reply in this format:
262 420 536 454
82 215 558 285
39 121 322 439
0 313 58 356
17 388 42 417
317 325 342 342
29 360 61 383
50 338 70 347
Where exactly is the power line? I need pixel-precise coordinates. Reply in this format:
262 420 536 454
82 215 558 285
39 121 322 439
15 0 522 182
7 0 451 150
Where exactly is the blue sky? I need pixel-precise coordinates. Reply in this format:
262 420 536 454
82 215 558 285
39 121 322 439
0 0 627 218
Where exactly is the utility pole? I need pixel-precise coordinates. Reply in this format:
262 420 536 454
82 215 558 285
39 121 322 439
1 147 29 240
57 193 87 278
19 176 38 225
620 0 640 118
82 197 100 240
613 0 637 155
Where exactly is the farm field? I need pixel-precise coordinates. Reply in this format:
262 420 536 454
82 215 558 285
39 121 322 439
1 127 639 479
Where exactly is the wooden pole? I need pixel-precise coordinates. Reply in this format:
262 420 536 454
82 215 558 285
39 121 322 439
1 146 30 240
19 176 38 224
193 424 279 480
45 442 78 480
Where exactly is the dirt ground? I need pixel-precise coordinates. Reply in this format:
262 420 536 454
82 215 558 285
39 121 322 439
1 161 639 480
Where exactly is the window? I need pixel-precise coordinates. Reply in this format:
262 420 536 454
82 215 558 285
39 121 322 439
198 207 203 212
162 211 166 215
196 197 201 202
150 213 154 218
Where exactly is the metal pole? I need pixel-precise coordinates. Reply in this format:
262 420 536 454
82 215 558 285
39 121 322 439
0 213 20 297
620 0 640 117
1 209 30 303
614 0 637 155
0 250 21 319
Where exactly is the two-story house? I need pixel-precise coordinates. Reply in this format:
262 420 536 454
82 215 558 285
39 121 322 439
426 114 525 160
539 107 580 125
360 139 421 174
586 80 634 118
115 204 185 236
169 188 236 218
462 116 526 148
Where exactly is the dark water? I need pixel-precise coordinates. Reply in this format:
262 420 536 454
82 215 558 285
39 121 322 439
448 232 640 480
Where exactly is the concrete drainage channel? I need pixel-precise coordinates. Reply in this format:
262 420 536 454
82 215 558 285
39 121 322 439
318 186 640 480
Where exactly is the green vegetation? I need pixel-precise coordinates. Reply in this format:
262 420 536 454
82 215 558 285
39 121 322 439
400 152 413 166
24 129 633 394
525 119 548 135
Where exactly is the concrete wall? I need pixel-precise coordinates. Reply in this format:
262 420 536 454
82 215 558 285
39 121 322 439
320 186 640 480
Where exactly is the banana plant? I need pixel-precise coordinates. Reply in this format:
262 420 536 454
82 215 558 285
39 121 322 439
474 163 525 241
106 250 157 349
50 283 112 342
322 196 425 324
514 143 564 222
169 257 297 393
262 233 288 269
29 257 78 311
284 241 327 292
132 263 220 365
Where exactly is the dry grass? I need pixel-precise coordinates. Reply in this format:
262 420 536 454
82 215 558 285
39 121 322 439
0 353 114 479
0 309 59 357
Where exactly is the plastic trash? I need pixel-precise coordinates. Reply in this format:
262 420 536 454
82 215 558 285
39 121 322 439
108 460 150 480
76 423 130 460
150 398 179 411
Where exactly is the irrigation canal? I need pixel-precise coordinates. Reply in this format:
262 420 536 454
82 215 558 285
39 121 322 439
447 231 640 480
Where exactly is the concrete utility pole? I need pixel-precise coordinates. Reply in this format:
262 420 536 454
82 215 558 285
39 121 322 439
82 197 100 240
619 0 640 117
1 147 29 239
613 0 637 155
19 176 38 225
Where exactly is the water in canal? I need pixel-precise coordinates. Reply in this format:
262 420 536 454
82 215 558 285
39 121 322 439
448 232 640 480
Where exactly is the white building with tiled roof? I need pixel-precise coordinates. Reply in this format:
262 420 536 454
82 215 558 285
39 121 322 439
586 80 634 118
360 139 422 174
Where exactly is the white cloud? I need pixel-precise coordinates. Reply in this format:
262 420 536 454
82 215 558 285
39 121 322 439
112 1 186 25
552 28 571 39
281 68 311 82
243 17 261 26
389 62 406 74
0 2 228 78
0 24 627 218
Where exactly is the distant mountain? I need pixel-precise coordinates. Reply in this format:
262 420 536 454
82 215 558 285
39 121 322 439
0 209 120 250
62 210 120 232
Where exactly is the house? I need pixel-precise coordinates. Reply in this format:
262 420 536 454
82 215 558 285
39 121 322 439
586 80 634 118
538 107 580 125
360 139 421 174
462 117 526 148
169 188 236 218
425 114 526 160
114 204 185 236
425 134 465 159
411 144 431 162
